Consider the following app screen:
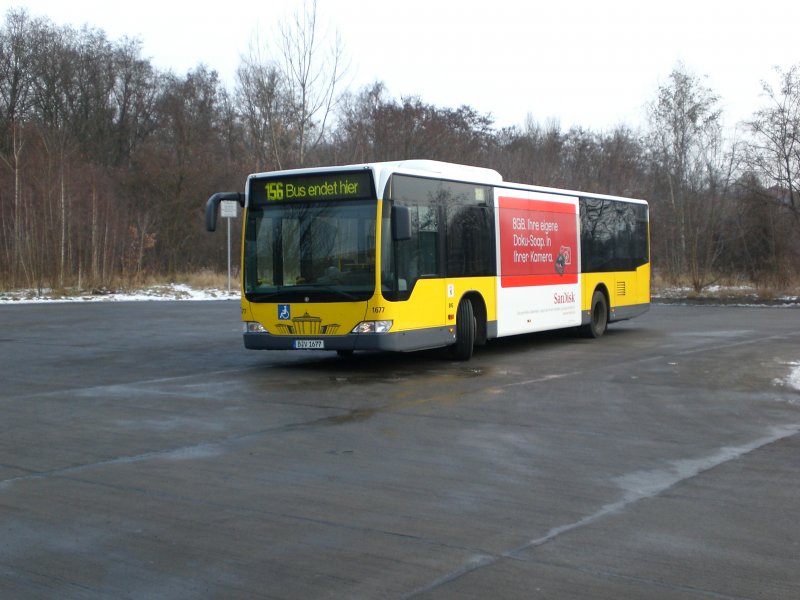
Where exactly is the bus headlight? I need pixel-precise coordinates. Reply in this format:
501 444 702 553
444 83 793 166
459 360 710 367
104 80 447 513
244 321 267 333
351 320 393 334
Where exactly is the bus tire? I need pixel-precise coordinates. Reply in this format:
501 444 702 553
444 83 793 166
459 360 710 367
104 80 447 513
450 299 476 360
584 290 608 338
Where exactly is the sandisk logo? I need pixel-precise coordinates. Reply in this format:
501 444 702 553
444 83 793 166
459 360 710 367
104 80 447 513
554 291 575 304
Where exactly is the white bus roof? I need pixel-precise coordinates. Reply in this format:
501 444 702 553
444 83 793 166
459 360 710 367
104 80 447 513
247 160 648 205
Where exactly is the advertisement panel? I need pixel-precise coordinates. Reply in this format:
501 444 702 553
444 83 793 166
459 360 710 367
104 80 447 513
498 196 578 287
495 192 581 336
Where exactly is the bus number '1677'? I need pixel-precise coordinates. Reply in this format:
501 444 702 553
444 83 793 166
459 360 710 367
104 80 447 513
372 306 385 313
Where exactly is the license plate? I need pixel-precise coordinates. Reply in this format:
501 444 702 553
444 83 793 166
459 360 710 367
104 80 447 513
294 339 324 349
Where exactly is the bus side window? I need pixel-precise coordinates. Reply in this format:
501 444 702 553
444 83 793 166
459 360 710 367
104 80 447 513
580 198 649 272
446 205 494 277
390 204 440 296
416 205 439 277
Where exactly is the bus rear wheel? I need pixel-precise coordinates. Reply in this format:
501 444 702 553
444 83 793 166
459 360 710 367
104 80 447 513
450 299 476 360
584 290 608 338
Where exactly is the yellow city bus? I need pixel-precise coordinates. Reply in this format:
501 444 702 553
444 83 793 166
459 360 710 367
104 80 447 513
206 160 649 360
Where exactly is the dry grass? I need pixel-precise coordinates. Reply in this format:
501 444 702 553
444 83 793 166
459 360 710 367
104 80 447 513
652 273 800 301
173 270 240 290
0 271 240 298
115 270 239 291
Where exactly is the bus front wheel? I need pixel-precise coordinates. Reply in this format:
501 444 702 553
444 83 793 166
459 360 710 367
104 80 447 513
450 299 476 360
584 290 608 338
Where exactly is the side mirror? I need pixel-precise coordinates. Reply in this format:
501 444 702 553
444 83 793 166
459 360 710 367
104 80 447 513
206 192 244 232
391 205 411 241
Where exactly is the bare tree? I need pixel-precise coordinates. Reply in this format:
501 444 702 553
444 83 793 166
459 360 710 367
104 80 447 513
0 10 38 139
0 9 45 284
235 1 345 170
275 0 346 166
746 64 800 221
236 41 285 172
646 63 729 289
334 81 388 163
110 37 159 166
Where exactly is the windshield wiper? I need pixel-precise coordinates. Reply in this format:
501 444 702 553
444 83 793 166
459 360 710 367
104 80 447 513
246 286 363 302
246 291 283 301
300 285 361 301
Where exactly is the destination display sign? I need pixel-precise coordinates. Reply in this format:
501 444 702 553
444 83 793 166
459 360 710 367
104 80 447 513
250 170 375 204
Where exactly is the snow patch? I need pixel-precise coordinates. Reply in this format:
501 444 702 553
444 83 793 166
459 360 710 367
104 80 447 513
772 361 800 393
0 283 239 304
786 362 800 392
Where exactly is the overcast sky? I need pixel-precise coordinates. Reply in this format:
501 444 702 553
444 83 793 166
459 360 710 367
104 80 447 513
11 0 800 132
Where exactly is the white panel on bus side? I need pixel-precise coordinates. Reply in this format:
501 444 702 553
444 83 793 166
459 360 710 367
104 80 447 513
494 188 582 338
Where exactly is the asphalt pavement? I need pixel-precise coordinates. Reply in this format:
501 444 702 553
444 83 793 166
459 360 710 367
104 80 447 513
1 301 799 599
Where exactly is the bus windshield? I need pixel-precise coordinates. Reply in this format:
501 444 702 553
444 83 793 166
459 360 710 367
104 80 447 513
244 200 377 302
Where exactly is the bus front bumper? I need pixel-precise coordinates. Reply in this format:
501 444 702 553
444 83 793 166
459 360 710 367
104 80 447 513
243 327 457 353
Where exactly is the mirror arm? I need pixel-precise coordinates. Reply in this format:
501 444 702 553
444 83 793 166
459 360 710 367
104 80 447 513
205 192 244 232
